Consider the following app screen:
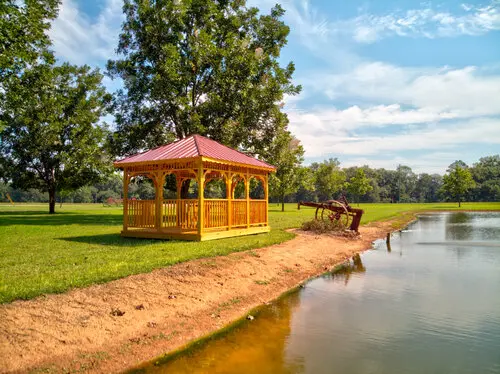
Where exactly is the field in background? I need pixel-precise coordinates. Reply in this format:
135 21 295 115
1 202 499 304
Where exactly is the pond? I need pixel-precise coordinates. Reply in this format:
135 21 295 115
133 212 500 374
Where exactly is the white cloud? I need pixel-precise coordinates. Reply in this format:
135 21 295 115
307 62 500 118
49 0 124 66
335 1 500 43
289 114 500 159
288 104 458 134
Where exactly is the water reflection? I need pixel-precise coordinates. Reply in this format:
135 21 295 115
445 212 474 241
322 254 366 286
133 289 303 374
132 212 500 374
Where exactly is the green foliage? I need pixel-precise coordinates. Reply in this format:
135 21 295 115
0 0 60 134
414 173 443 202
107 0 301 157
442 161 476 207
267 132 306 211
312 159 346 201
0 62 112 213
470 155 500 201
0 0 59 79
394 164 417 202
345 168 373 205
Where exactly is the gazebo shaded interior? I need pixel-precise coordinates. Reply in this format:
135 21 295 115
113 135 275 241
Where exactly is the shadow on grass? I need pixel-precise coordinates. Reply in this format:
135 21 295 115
0 210 75 216
0 212 122 226
59 233 182 246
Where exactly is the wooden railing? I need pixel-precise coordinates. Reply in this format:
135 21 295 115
178 199 198 230
128 199 155 228
232 200 247 227
204 199 228 229
250 200 267 225
162 199 177 228
127 198 267 231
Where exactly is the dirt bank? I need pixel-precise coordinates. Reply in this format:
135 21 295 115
0 221 397 373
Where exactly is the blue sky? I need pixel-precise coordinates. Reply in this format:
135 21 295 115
48 0 500 174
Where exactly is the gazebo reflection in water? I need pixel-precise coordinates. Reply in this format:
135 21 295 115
113 135 275 241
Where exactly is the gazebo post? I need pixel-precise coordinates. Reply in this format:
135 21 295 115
154 172 164 232
176 175 182 228
197 160 205 238
226 172 232 230
122 169 129 233
264 174 269 226
246 169 250 228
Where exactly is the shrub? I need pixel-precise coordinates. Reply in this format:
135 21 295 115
301 218 344 233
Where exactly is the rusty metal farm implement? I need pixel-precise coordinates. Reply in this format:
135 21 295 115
298 197 364 232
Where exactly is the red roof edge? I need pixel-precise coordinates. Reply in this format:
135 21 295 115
113 134 276 171
194 135 276 170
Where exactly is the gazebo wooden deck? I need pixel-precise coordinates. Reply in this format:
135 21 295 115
113 135 276 241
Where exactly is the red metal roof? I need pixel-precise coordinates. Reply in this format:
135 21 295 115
114 135 276 170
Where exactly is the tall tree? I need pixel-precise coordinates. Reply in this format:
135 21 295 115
107 0 300 157
345 168 373 206
470 155 500 201
414 173 442 202
395 164 416 202
442 161 475 207
0 63 112 213
266 132 306 211
313 159 346 201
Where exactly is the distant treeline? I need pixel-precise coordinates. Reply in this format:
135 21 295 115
1 155 498 204
276 155 499 204
285 155 500 203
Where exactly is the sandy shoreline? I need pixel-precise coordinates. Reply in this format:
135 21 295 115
0 220 399 373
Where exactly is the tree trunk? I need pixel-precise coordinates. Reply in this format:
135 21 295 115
180 179 191 199
281 194 285 212
459 200 461 208
49 187 56 214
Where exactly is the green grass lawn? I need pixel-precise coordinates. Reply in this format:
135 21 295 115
1 202 499 304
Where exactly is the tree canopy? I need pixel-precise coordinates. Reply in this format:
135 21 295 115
0 0 60 135
442 161 475 207
312 159 346 201
107 0 300 156
266 132 306 211
346 168 373 205
0 0 59 79
0 62 112 213
471 155 500 202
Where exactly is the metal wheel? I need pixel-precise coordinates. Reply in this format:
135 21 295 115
323 200 351 228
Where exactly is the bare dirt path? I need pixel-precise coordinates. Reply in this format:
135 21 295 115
0 221 395 373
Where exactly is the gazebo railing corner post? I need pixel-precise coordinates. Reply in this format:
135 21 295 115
265 173 269 226
176 176 182 228
123 169 129 232
246 170 250 228
154 172 164 232
197 159 205 238
227 172 232 230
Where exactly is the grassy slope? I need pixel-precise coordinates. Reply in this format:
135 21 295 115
1 202 499 303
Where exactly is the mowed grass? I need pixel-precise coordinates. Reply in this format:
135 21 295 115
1 202 499 304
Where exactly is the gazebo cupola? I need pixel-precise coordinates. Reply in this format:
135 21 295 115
113 135 275 241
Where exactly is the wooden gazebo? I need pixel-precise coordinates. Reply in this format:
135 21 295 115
113 135 275 241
